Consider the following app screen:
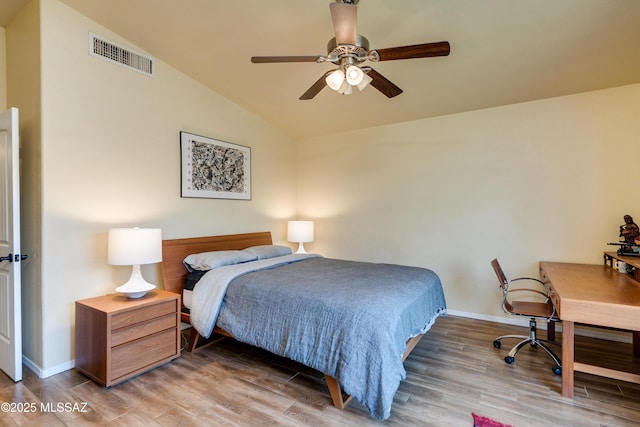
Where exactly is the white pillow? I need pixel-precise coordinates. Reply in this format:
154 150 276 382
183 250 257 271
242 245 292 260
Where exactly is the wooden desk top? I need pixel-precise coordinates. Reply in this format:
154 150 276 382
539 261 640 331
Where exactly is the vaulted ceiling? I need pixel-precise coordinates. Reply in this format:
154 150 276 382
3 0 640 139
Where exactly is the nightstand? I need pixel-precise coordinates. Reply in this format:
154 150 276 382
75 289 181 387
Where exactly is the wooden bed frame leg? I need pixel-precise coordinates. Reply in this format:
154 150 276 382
185 325 232 353
187 328 201 352
324 375 353 410
324 333 425 411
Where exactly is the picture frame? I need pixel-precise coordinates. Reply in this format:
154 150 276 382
180 131 251 200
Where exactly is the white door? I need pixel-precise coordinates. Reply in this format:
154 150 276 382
0 107 22 382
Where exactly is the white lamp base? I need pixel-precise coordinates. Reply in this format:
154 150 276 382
295 242 308 254
115 264 156 298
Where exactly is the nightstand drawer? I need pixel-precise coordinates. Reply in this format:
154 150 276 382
111 300 176 330
111 329 177 380
111 313 177 347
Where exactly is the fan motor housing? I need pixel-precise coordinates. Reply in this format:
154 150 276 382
327 34 369 64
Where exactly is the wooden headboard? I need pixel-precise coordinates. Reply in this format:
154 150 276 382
161 231 273 295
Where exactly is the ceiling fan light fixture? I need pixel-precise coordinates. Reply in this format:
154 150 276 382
357 72 373 91
252 1 450 100
345 64 364 85
326 69 345 90
338 80 352 95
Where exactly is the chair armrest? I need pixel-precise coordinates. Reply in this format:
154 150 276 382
509 277 548 297
506 288 549 298
510 277 544 285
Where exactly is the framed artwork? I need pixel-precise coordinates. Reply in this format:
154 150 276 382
180 131 251 200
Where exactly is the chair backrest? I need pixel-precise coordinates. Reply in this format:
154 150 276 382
490 258 513 313
491 258 508 291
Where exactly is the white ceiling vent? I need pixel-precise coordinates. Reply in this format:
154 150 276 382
89 33 155 77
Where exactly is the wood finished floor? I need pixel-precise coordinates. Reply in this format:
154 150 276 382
2 315 640 426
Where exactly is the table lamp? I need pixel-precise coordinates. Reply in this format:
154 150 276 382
287 221 314 254
108 227 162 298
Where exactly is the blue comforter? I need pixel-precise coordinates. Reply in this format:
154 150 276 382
212 257 446 420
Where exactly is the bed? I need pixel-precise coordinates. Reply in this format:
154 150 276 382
161 231 446 420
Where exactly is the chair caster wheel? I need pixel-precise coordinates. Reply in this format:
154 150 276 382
504 355 515 364
553 366 562 375
493 340 501 348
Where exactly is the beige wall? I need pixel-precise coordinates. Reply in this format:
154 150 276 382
11 0 297 374
296 83 640 319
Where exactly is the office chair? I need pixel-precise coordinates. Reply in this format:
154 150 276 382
491 259 562 375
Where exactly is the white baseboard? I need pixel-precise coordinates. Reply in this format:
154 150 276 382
22 355 75 379
447 309 632 343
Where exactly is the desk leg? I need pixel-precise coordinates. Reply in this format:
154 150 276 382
633 331 640 358
562 320 575 398
547 320 556 342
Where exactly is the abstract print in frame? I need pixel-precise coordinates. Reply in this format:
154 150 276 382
180 131 251 200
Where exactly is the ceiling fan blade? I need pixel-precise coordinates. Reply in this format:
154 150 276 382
299 71 332 100
251 56 321 63
373 41 450 61
365 68 403 98
329 2 357 45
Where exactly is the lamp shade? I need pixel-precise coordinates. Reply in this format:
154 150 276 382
345 65 364 85
357 72 373 91
325 69 345 91
287 221 314 243
108 228 162 266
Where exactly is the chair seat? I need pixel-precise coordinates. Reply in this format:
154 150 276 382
508 301 556 319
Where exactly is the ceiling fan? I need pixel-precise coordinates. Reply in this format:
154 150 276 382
251 0 450 100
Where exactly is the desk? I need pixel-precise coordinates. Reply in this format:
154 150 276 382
539 261 640 398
